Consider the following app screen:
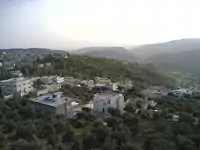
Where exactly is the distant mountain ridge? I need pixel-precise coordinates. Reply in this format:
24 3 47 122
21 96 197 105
71 39 200 63
72 46 136 62
132 38 200 58
128 39 200 76
2 39 200 76
146 49 200 76
0 48 68 66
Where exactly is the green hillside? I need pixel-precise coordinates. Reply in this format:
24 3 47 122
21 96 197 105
21 55 179 88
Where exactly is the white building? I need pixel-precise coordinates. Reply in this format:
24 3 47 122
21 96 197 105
4 62 16 71
37 64 44 68
63 54 68 58
64 77 80 86
170 88 192 97
83 101 94 109
1 52 7 56
65 77 77 83
172 114 179 122
149 86 166 90
45 63 52 67
80 80 95 87
116 81 133 89
93 91 125 113
149 100 157 108
10 70 23 77
0 77 34 97
54 76 65 84
95 77 111 84
95 83 118 91
106 83 118 91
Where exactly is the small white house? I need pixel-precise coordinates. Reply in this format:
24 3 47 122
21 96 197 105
170 88 192 97
45 63 52 67
65 77 77 83
80 80 95 87
83 101 94 109
37 64 44 68
95 83 118 91
116 81 133 89
106 83 118 91
10 70 23 77
149 100 157 108
93 91 125 113
63 54 68 58
172 114 179 122
95 77 111 84
54 76 65 84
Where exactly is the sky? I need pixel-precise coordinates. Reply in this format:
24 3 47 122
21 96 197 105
1 0 200 49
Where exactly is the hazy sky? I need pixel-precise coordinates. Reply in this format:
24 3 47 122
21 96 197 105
1 0 200 49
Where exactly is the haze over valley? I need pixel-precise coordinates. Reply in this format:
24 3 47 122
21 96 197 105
3 1 200 150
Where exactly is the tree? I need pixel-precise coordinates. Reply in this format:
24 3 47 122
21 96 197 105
122 113 138 127
33 79 43 89
111 128 132 148
179 112 194 124
107 107 121 117
15 126 34 140
0 134 8 149
13 139 46 150
2 120 16 134
124 103 134 113
144 138 176 150
90 123 110 144
176 135 195 150
62 125 75 142
190 134 200 150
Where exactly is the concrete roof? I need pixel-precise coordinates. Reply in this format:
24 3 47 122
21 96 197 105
0 77 30 83
29 93 74 107
95 91 122 99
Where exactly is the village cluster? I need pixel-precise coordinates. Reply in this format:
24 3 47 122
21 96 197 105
1 66 199 123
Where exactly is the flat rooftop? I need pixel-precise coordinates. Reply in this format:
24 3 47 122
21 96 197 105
95 91 122 98
29 93 74 107
171 88 191 93
0 77 29 83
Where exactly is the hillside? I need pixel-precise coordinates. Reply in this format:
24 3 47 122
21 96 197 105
146 49 200 76
0 48 68 66
72 47 136 62
132 38 200 58
21 55 180 88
